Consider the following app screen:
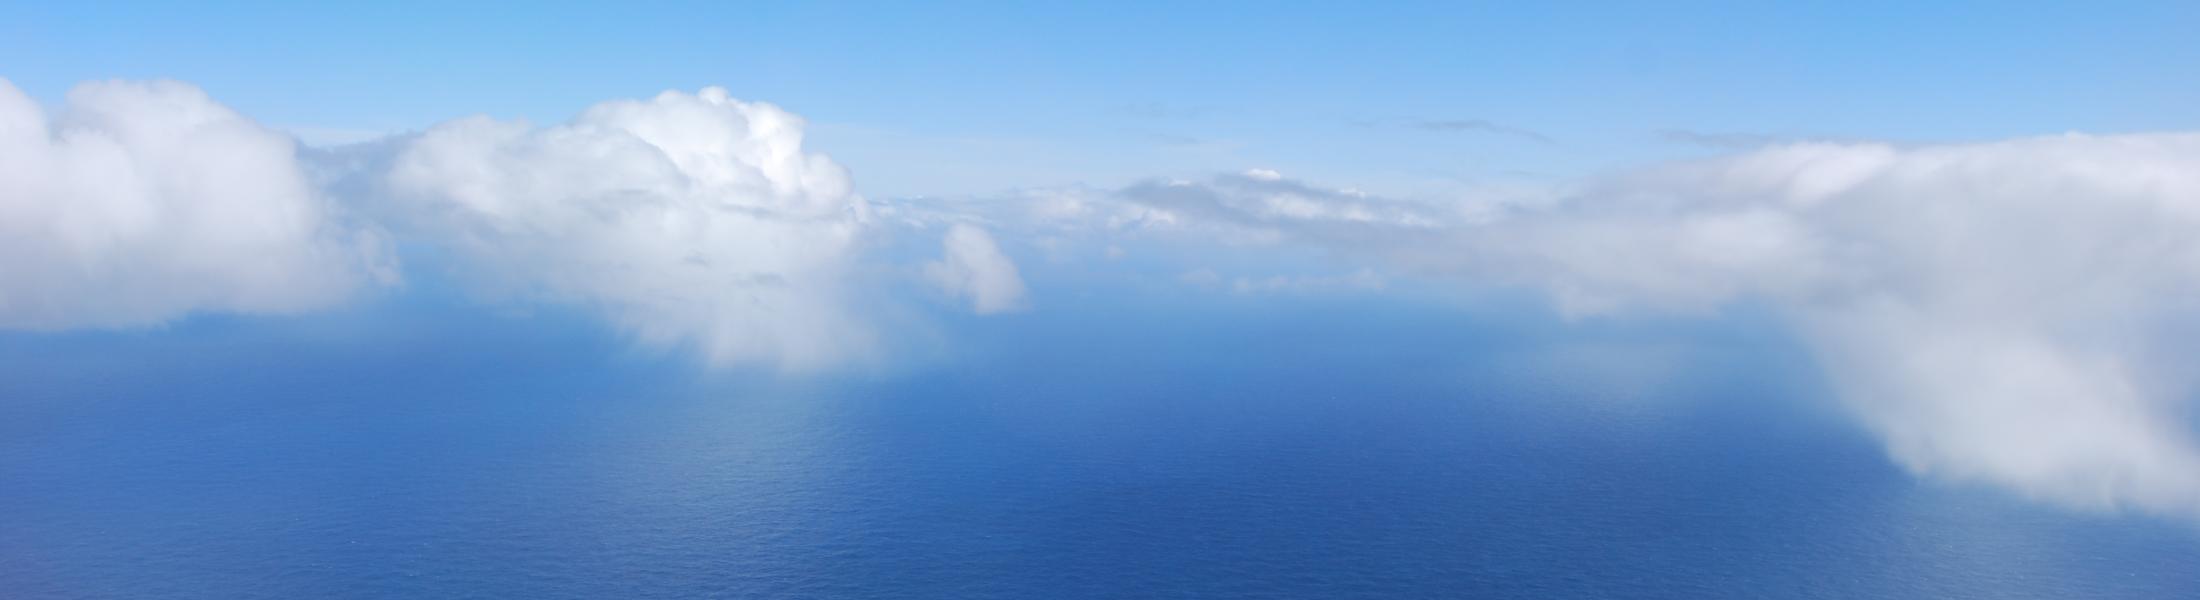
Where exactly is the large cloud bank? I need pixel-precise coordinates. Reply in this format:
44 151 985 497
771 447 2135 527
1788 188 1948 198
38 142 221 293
0 79 1024 369
0 79 392 328
1117 136 2200 518
7 76 2197 518
1502 136 2200 516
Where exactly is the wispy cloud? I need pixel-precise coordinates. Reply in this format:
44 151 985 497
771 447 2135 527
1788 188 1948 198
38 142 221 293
1402 118 1553 143
1228 269 1387 295
283 125 404 148
1653 128 1870 150
1109 102 1210 120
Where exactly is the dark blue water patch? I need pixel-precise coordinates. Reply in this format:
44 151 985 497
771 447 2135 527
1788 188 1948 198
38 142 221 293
2 295 2197 598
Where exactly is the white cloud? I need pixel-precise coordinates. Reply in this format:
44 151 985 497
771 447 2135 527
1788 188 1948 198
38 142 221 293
1104 135 2200 518
0 78 394 330
14 76 2200 518
383 87 877 369
1499 135 2200 517
3 79 1036 367
1111 172 1466 252
924 224 1027 314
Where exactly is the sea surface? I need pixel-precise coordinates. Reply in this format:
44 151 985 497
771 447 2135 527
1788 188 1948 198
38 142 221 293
3 292 2197 598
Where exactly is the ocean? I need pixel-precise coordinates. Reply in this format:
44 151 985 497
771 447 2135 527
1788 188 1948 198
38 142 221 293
3 291 2196 598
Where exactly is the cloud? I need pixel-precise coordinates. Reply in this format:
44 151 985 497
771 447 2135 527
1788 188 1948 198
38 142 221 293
381 87 882 369
1119 170 1456 242
924 224 1027 314
1110 102 1208 120
0 78 394 330
13 76 2199 518
1653 128 1862 150
1227 268 1386 295
2 79 1030 367
1497 135 2200 516
1404 118 1553 143
1098 135 2200 518
1652 129 1791 149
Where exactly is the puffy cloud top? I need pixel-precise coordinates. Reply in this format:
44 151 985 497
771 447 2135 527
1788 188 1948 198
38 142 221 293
0 79 392 329
2 80 1031 369
385 88 877 369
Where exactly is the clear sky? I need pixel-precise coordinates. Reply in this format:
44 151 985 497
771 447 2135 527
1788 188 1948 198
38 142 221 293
7 1 2196 197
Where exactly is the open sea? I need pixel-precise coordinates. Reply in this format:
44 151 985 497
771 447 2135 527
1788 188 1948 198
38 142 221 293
3 291 2197 599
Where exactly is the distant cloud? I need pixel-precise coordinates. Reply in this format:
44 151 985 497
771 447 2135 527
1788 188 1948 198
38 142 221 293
1403 118 1553 143
1140 131 1209 147
1178 268 1223 287
1228 268 1386 295
284 125 402 148
1176 267 1384 294
1119 169 1454 240
1653 129 1865 150
0 78 395 329
1109 102 1209 120
924 224 1027 314
1653 129 1786 149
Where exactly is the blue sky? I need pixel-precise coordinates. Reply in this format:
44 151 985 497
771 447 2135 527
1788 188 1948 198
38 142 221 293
9 1 2200 524
7 2 2196 197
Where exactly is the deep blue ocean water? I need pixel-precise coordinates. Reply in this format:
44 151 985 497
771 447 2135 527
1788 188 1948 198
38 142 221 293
4 292 2198 598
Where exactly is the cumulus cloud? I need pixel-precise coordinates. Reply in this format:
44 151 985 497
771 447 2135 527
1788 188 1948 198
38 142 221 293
1100 136 2200 518
13 76 2198 518
382 87 878 369
924 224 1027 314
0 78 393 329
4 79 1035 367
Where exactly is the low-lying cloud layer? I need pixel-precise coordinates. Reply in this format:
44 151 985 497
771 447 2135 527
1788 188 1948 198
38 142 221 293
0 79 1023 369
1090 137 2200 518
1497 136 2200 517
0 79 393 328
5 77 2197 520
